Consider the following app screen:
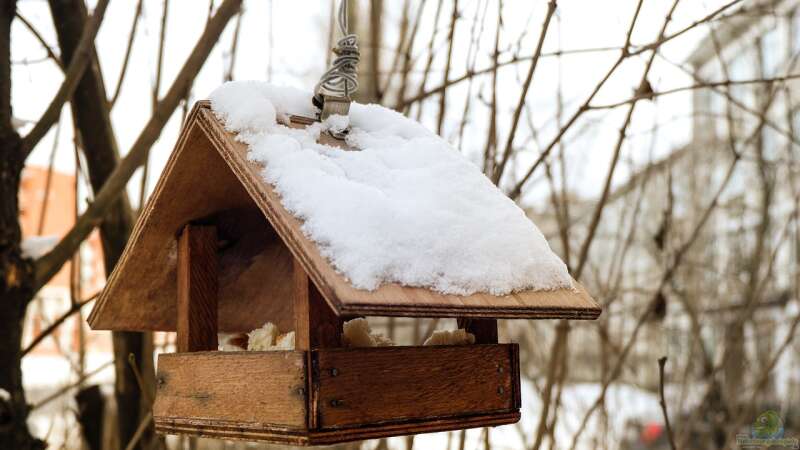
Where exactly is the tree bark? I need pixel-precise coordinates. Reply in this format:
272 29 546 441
75 385 105 450
47 1 157 449
0 1 45 448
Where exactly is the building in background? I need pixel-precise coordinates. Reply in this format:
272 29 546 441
18 165 108 357
18 165 114 448
688 0 800 410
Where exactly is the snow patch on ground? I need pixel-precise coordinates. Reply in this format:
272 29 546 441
210 81 572 295
21 235 58 259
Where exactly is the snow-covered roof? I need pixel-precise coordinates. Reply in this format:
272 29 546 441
89 87 599 332
210 82 572 296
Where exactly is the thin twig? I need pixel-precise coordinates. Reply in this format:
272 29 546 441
109 0 143 108
508 0 744 199
21 294 98 357
139 0 171 208
224 7 243 82
590 73 800 110
396 47 621 111
123 411 153 450
410 0 443 117
482 0 502 176
127 353 154 407
31 360 113 411
658 357 678 450
33 0 244 291
492 0 557 184
21 0 110 156
15 12 63 69
36 118 61 235
436 0 459 136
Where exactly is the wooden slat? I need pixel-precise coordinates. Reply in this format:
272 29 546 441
310 344 518 429
154 411 519 446
153 351 307 428
177 224 219 352
306 411 520 445
293 258 343 351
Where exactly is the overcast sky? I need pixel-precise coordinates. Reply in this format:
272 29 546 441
12 0 732 207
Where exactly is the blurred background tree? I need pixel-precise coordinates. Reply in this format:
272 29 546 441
2 0 800 449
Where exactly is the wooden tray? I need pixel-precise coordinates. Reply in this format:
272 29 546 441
153 344 521 445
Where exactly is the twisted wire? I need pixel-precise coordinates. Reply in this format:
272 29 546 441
315 0 359 99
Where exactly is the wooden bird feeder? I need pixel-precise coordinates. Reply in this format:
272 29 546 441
88 101 601 446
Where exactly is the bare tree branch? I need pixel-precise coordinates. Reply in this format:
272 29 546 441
658 357 678 450
21 294 97 357
33 0 243 291
436 0 458 135
491 0 556 184
109 0 143 108
14 12 62 69
20 0 109 156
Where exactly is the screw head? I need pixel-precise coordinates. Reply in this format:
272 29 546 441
497 387 505 394
330 399 342 407
330 368 339 377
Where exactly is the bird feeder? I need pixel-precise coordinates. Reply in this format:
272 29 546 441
88 101 601 446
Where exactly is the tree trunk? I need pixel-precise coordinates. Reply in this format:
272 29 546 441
75 385 105 450
0 1 45 447
47 1 157 448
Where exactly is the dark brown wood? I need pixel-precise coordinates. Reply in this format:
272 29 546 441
311 344 517 429
176 224 219 352
153 345 520 446
457 318 498 344
293 258 342 351
509 343 522 409
153 351 307 428
306 411 519 445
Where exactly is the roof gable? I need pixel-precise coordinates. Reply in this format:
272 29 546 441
89 102 599 332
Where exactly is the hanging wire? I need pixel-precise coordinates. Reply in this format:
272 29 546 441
314 0 360 104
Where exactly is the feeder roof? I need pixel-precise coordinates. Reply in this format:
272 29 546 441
89 100 599 333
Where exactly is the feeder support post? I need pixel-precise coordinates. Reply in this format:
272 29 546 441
176 224 219 352
457 318 498 344
293 258 342 350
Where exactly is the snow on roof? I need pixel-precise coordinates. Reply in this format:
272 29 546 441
209 81 572 296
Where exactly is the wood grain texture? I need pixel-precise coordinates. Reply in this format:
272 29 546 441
177 224 219 352
306 411 520 445
90 101 600 333
89 104 295 332
154 411 519 446
153 345 520 445
294 258 343 352
153 351 307 428
310 344 518 429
